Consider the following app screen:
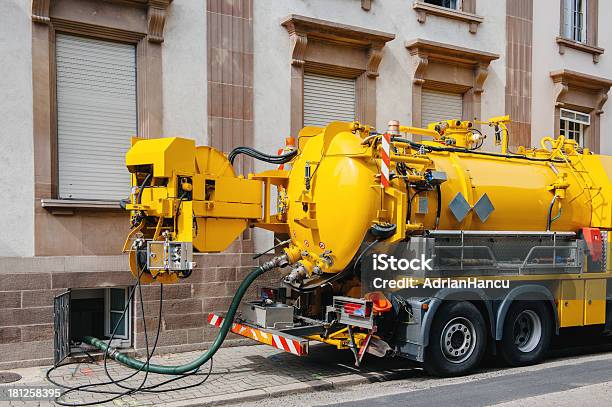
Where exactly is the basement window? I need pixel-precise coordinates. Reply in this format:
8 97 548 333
70 287 132 350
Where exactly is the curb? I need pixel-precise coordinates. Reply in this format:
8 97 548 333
161 370 401 406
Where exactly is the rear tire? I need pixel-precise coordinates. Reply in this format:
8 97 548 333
424 301 487 377
499 301 552 367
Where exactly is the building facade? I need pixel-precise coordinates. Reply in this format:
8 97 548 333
0 0 610 368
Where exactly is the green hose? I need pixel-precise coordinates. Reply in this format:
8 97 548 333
83 262 275 375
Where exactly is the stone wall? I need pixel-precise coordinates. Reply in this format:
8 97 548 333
0 246 281 369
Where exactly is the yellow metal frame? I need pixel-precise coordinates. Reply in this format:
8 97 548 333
307 327 372 350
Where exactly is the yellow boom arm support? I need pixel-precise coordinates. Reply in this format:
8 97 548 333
123 137 287 283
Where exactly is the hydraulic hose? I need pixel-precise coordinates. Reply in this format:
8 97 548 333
82 256 284 375
228 146 297 165
391 136 565 163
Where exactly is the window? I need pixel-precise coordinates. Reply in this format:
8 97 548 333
559 108 590 146
56 34 137 201
414 0 481 33
105 288 131 341
422 89 464 126
425 0 461 9
303 73 356 127
70 287 132 350
562 0 587 43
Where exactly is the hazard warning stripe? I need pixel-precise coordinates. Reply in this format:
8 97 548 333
207 313 307 356
381 132 391 188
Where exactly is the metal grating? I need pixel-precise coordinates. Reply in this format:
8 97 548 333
53 290 71 366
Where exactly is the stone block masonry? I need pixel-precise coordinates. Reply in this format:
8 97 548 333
0 246 281 370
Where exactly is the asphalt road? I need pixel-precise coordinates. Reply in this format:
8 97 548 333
239 334 612 407
330 358 612 407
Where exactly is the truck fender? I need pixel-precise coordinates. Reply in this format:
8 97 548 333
495 285 559 341
421 288 494 348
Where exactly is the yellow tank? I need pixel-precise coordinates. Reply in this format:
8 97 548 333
281 119 612 279
122 117 612 285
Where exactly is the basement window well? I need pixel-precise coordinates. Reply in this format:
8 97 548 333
70 287 132 350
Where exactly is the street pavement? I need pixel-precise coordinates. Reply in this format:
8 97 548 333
0 342 411 406
2 337 612 406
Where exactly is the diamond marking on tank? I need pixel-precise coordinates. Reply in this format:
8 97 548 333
449 192 471 222
473 193 495 223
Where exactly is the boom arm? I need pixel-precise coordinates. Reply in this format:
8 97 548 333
124 137 287 283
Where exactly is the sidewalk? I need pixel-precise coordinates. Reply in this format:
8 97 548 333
2 342 413 406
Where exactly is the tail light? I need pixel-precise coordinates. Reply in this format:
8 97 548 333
342 302 371 317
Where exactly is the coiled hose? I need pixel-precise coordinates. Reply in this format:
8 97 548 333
83 258 280 375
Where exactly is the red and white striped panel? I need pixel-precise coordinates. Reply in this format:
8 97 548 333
381 132 391 188
207 313 307 356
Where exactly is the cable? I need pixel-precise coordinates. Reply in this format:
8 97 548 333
469 128 485 151
546 195 562 231
82 259 279 374
435 184 441 230
174 191 188 235
253 239 291 260
46 266 215 406
352 239 381 276
391 137 565 163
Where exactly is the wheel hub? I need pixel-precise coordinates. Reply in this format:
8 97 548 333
440 317 477 364
513 309 542 353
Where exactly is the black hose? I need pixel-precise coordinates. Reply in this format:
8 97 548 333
228 146 297 165
137 173 152 205
546 195 558 231
391 137 565 163
46 267 214 406
435 184 441 230
469 128 485 151
352 239 382 276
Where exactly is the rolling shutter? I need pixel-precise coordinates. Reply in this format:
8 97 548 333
421 89 463 126
303 73 356 127
56 34 137 201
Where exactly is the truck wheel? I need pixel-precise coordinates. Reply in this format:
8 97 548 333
425 301 487 377
500 301 552 367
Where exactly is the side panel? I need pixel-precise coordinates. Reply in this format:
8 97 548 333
558 280 585 327
584 279 607 325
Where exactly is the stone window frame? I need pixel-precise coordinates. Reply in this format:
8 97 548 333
413 0 483 34
406 39 499 134
551 69 612 153
281 15 395 138
31 0 172 211
556 0 603 63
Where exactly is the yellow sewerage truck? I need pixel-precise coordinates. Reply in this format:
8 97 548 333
87 116 612 377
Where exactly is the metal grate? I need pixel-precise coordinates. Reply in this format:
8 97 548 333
53 290 71 366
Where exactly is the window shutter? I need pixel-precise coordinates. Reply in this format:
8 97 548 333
421 89 464 126
56 34 137 201
303 73 356 127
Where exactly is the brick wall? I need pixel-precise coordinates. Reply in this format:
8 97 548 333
0 244 281 369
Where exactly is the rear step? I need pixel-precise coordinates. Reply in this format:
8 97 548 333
207 313 309 356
